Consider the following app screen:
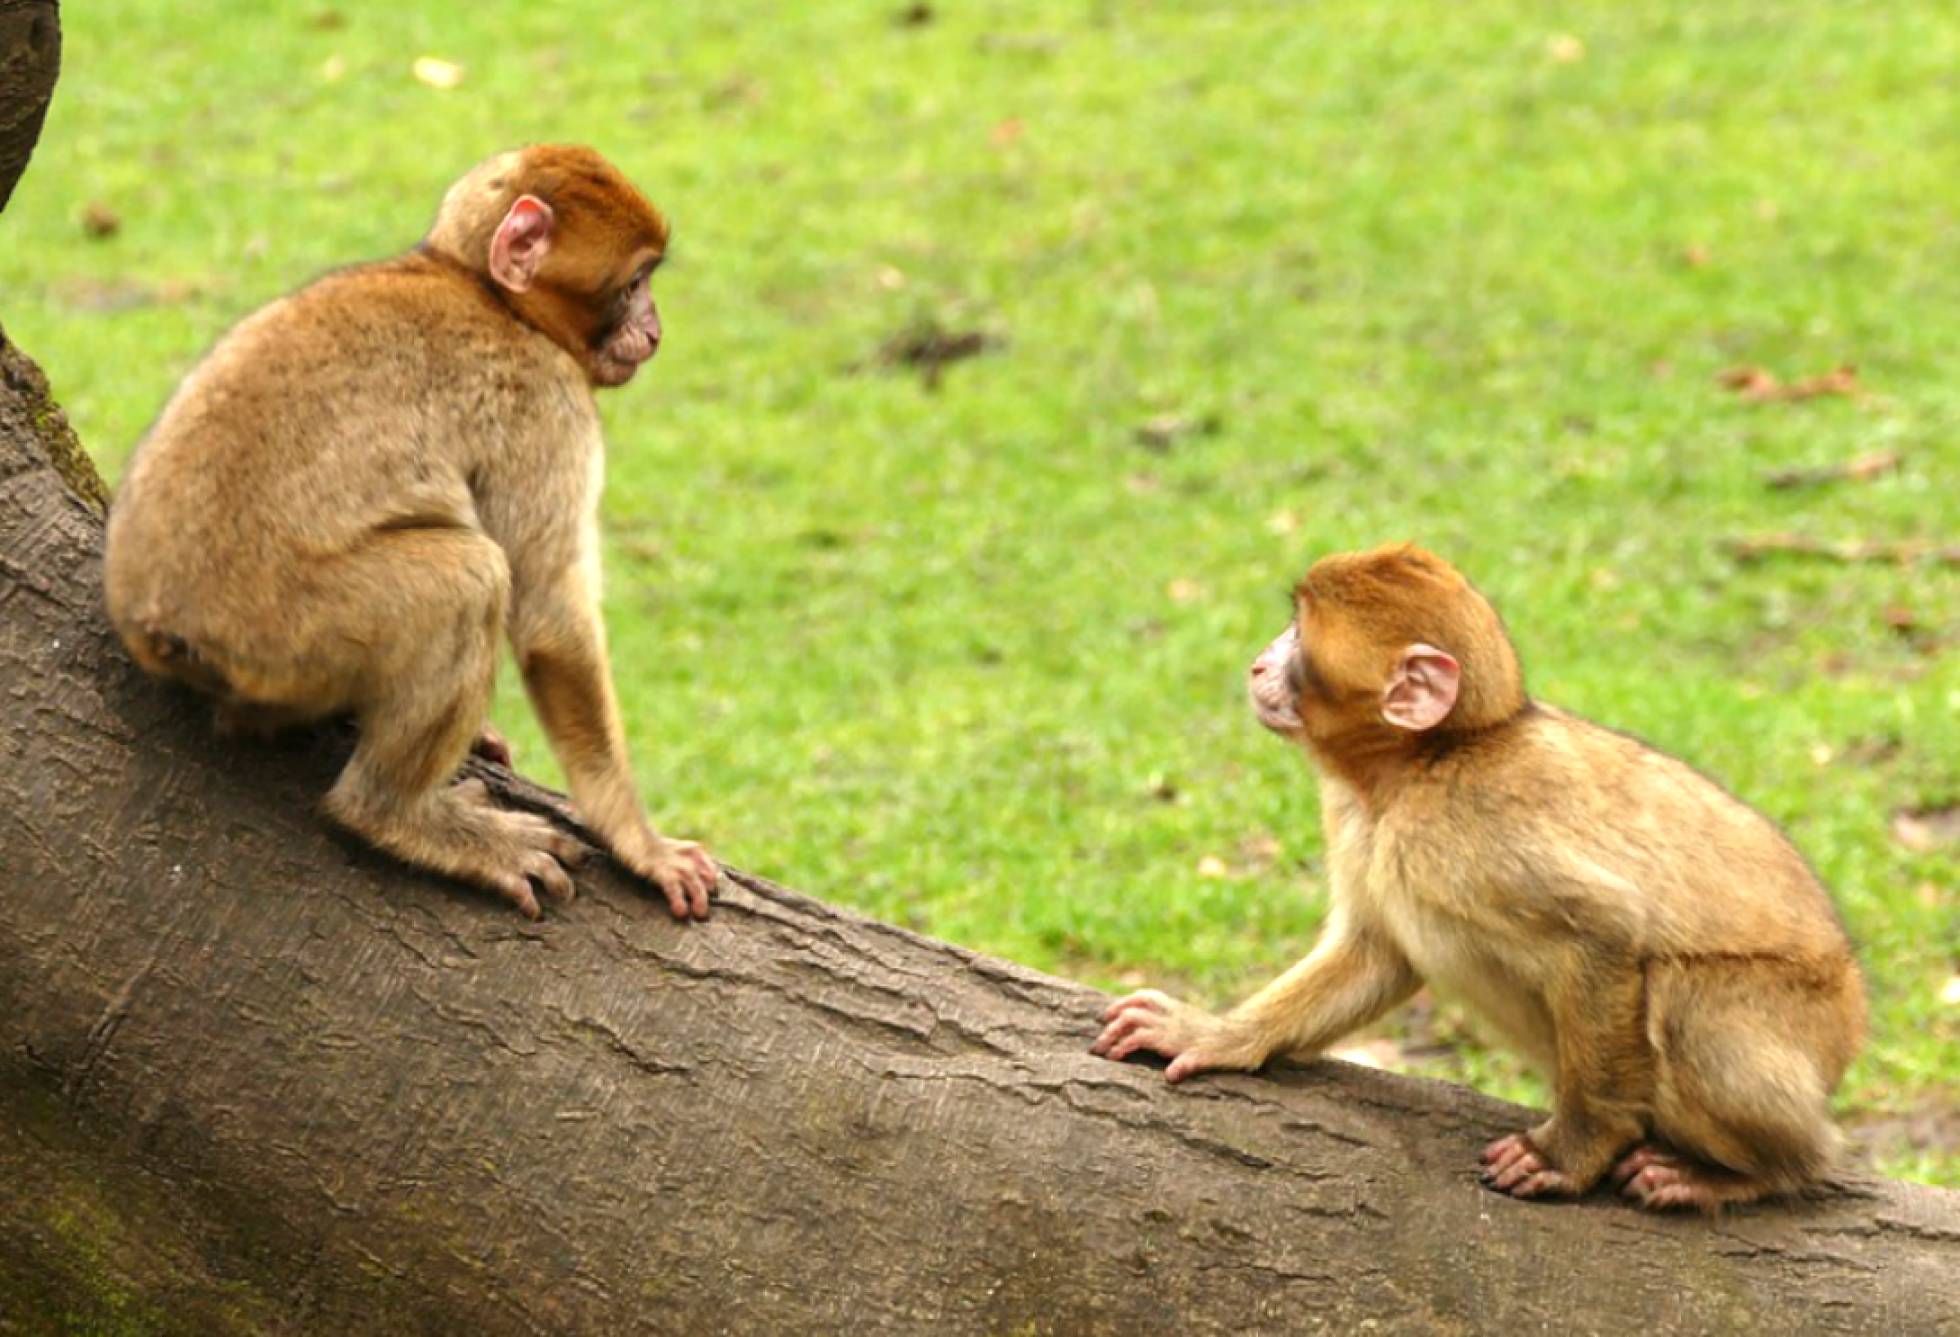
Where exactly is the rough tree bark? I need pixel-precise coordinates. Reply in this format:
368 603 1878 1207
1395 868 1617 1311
4 332 1960 1337
3 57 1958 1337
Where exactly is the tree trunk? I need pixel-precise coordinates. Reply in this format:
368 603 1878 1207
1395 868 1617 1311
2 334 1958 1337
3 48 1958 1331
0 1 58 215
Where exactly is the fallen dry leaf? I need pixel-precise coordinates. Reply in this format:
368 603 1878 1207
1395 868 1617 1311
1719 363 1861 403
1942 976 1960 1008
1265 510 1299 535
1681 243 1712 268
894 2 934 25
1891 804 1960 853
1237 833 1283 870
1763 448 1900 489
320 53 347 82
1166 578 1203 604
80 202 121 239
989 117 1025 147
1195 854 1230 880
412 56 465 90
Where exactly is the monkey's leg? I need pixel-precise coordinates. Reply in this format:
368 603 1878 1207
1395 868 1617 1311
1094 914 1418 1082
1483 961 1649 1200
318 530 584 919
1621 961 1849 1212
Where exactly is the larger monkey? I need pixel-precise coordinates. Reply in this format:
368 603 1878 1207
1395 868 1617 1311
105 145 718 922
1093 545 1864 1210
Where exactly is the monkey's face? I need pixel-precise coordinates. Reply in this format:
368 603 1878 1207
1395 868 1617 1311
1248 622 1307 735
591 267 661 387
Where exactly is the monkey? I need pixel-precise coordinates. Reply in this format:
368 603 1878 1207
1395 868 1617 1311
1091 544 1865 1211
103 144 720 923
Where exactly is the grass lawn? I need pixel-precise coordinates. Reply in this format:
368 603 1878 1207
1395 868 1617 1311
3 1 1954 1185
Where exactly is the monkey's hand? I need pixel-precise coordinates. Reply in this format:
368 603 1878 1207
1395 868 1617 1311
612 829 720 922
1091 990 1259 1083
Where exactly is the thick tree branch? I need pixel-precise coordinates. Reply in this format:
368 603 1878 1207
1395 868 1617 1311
2 347 1957 1331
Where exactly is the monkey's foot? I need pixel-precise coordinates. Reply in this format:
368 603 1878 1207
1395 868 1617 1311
1480 1133 1583 1199
445 778 588 919
1611 1145 1770 1213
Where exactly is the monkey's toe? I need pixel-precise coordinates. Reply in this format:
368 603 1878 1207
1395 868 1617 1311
1619 1156 1766 1212
1479 1133 1570 1196
1610 1145 1677 1186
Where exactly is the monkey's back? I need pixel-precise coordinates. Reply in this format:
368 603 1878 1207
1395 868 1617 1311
1390 705 1852 963
105 255 588 675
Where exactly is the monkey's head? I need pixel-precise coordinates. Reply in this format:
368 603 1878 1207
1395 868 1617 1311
426 145 670 388
1250 544 1525 758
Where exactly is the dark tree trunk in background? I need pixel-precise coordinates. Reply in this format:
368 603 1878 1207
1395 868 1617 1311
2 41 1959 1337
0 1 58 214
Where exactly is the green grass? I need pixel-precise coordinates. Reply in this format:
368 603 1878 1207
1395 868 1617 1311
3 1 1954 1185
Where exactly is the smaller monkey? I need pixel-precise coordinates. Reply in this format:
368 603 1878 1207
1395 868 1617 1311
1092 545 1864 1211
105 145 718 921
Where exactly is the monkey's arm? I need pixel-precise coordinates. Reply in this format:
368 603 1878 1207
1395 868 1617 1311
508 559 717 919
1092 910 1419 1083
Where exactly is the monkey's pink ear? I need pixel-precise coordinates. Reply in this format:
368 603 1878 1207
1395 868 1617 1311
488 195 555 294
1381 643 1459 732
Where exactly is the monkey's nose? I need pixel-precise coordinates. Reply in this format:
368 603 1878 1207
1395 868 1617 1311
1251 662 1269 678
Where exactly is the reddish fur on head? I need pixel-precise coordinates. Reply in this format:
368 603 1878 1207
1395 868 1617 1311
425 145 669 388
1254 544 1526 796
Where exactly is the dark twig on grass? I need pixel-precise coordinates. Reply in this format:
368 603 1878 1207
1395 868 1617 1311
1724 533 1960 567
874 318 1000 390
1763 449 1902 490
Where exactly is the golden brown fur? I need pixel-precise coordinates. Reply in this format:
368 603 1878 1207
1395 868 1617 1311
1094 544 1864 1211
104 145 717 921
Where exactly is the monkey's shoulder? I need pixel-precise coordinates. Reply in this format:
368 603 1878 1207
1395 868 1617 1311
208 254 576 391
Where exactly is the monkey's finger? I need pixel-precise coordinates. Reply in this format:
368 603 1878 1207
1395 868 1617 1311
1164 1053 1213 1083
1098 991 1168 1023
1104 1026 1173 1063
656 876 694 921
1090 1012 1149 1055
685 869 713 921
